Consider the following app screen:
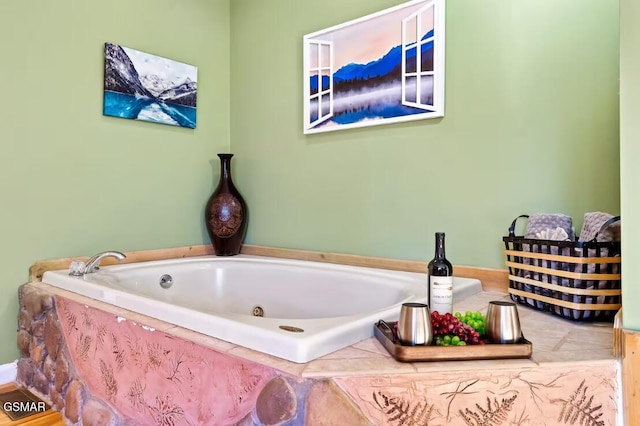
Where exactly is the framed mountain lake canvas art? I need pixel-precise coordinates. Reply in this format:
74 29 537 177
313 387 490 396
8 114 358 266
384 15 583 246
103 43 197 129
303 0 445 134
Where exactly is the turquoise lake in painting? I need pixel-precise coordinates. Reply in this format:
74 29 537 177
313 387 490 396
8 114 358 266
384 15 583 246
103 91 197 129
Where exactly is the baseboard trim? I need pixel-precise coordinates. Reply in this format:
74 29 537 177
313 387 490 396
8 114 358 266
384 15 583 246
622 329 640 425
0 360 17 385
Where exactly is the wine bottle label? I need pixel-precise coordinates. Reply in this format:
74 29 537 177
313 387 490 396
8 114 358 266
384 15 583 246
429 276 453 314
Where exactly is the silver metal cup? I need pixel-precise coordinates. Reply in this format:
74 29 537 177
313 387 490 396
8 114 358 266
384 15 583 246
397 302 433 346
486 301 522 344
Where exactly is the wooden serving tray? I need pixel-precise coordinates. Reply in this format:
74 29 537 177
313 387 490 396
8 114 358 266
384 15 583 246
374 321 533 363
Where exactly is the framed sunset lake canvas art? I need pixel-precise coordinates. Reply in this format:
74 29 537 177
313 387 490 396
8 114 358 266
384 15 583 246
303 0 445 134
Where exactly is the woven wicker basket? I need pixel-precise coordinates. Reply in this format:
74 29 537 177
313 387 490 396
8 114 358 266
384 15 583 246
503 215 621 321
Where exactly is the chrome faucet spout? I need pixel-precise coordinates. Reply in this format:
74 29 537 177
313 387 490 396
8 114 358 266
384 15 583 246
84 251 126 274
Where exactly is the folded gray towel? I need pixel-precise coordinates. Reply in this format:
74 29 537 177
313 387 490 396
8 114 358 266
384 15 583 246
578 212 620 242
524 213 574 241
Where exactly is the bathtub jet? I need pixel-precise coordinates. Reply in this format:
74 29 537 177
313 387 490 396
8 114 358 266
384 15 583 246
42 255 482 363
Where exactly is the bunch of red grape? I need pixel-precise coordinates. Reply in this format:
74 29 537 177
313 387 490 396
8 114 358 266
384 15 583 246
430 311 483 346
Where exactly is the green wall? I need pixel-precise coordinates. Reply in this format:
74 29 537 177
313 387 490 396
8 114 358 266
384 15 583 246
230 1 620 265
0 1 230 364
620 0 640 330
0 0 624 365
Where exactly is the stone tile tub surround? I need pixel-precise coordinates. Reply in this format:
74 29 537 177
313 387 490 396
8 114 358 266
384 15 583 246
17 283 619 425
17 284 370 425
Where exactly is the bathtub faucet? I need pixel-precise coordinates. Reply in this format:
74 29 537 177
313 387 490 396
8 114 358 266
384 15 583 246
83 251 127 274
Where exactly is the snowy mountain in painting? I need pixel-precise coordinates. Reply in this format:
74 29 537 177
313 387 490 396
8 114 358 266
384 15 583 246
104 43 154 98
104 43 197 107
158 77 197 107
140 74 175 98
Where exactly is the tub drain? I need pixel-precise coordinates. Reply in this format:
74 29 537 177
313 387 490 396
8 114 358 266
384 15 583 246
279 325 304 333
252 306 264 317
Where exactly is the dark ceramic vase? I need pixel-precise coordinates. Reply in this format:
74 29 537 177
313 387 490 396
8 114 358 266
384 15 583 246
205 154 248 256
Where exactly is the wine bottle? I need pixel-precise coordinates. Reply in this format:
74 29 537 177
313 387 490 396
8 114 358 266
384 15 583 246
427 232 453 314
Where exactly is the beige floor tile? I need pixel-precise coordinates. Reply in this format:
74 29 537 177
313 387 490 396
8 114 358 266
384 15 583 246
227 346 307 376
557 337 613 352
302 356 417 378
317 345 387 360
532 349 616 365
351 337 391 356
412 357 538 373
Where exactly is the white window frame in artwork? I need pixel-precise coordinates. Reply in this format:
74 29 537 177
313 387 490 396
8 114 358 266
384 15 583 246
302 0 445 134
303 39 334 128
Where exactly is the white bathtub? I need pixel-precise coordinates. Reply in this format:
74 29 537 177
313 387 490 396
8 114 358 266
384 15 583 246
42 255 482 363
